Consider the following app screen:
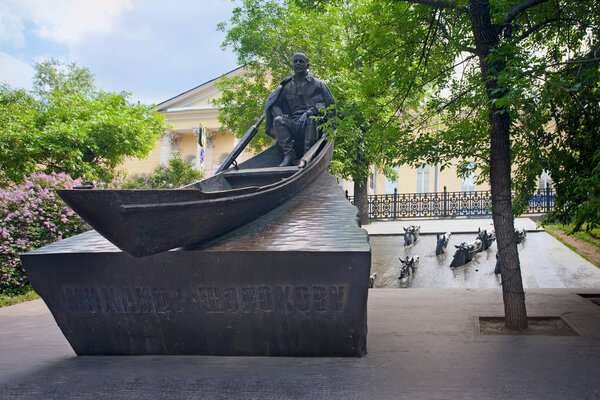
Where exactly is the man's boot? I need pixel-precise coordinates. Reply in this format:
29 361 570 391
273 119 297 166
279 152 297 167
303 118 319 155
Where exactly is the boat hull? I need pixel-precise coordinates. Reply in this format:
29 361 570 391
57 140 334 257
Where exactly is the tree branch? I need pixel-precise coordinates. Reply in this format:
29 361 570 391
546 57 600 68
516 17 572 41
395 0 468 13
502 0 549 27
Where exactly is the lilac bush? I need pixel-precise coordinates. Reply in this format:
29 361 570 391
0 172 89 295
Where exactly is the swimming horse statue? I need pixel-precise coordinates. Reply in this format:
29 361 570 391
436 232 451 255
398 256 420 281
403 225 421 246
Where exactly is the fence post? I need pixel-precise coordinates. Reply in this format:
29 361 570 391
393 188 398 218
546 182 551 213
443 186 447 217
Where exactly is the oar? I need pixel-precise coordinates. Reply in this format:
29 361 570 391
298 134 329 168
215 115 265 174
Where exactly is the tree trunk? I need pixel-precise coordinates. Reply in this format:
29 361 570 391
469 0 527 329
354 176 369 226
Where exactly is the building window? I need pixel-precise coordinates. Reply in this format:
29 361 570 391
416 165 430 193
385 171 397 194
538 170 553 190
368 167 375 195
461 163 475 192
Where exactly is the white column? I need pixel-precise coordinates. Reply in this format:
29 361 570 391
204 130 216 177
159 129 172 165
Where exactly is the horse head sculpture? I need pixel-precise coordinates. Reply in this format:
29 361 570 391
515 228 527 244
477 228 496 250
436 232 451 255
403 225 421 247
398 256 419 280
450 239 481 268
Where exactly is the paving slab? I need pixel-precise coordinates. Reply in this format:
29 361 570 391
365 217 542 235
1 289 600 399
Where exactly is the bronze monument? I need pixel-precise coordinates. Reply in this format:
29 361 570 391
265 51 336 166
22 52 370 357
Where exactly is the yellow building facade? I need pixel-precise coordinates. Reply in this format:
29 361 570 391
121 67 251 178
342 162 490 198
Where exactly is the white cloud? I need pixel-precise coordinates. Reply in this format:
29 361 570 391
3 0 133 47
66 0 239 104
0 52 35 89
0 4 25 47
0 0 239 103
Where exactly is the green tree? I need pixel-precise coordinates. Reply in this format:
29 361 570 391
541 55 600 232
0 60 167 186
114 155 204 189
216 0 413 224
0 85 41 185
219 0 599 329
354 0 598 329
33 58 94 99
214 67 274 153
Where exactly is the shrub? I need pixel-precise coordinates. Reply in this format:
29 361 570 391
0 172 89 295
110 155 203 189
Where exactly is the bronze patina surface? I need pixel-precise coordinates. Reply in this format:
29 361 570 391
22 172 371 356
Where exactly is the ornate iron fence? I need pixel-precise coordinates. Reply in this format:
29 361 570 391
346 184 554 219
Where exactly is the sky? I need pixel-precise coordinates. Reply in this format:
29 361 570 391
0 0 240 105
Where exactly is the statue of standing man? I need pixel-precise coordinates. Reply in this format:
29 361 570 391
265 51 336 166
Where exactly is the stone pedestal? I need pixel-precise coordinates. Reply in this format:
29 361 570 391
21 172 371 356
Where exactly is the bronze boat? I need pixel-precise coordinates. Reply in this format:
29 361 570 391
57 125 334 257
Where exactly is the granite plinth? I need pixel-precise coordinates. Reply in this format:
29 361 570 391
21 172 371 356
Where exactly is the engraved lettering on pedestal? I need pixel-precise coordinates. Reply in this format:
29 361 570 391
258 286 274 312
207 287 225 313
134 288 156 313
60 284 348 315
120 288 138 313
274 286 294 312
294 287 310 312
329 286 345 312
85 288 102 313
241 287 258 313
100 288 123 313
151 288 168 313
312 286 327 312
222 287 239 313
197 287 209 311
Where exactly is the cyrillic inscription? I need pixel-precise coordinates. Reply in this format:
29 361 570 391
61 285 347 314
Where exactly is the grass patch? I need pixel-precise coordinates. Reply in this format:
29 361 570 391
547 224 600 251
0 289 39 308
571 231 600 252
545 224 600 268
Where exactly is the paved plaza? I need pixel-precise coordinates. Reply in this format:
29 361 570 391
1 217 599 399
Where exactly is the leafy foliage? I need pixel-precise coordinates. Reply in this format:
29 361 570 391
33 58 94 99
0 172 89 296
0 60 167 186
541 56 600 231
217 0 600 327
109 156 204 189
216 0 412 186
214 67 275 152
